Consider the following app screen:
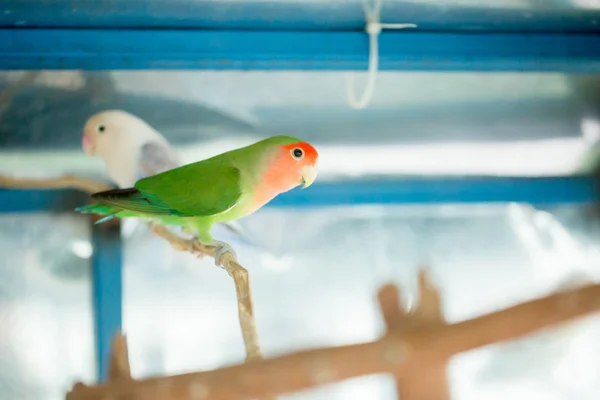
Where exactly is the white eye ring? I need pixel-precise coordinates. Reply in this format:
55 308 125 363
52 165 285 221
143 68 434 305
291 147 304 160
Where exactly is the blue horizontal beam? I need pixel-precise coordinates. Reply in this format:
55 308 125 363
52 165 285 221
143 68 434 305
0 176 597 213
1 29 600 71
269 176 598 207
0 188 88 213
2 1 600 32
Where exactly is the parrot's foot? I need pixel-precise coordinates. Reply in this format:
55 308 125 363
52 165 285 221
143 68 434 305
209 240 237 268
185 235 206 260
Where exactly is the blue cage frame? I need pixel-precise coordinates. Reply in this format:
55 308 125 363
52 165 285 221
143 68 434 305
1 4 600 381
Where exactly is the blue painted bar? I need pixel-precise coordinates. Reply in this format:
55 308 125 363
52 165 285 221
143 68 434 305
0 188 88 213
1 29 600 71
269 176 599 207
1 177 597 212
90 221 123 383
1 0 600 32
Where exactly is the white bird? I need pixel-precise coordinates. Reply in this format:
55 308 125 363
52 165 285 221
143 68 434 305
82 110 179 188
81 109 253 246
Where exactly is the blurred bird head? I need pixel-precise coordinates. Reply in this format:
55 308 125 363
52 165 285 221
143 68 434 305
82 109 162 159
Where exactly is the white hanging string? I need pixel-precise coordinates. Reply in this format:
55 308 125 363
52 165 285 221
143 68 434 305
345 0 417 109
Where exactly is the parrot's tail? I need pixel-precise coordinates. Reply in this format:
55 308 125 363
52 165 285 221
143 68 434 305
75 203 122 224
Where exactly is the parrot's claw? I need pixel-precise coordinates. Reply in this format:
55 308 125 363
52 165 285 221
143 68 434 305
210 240 237 268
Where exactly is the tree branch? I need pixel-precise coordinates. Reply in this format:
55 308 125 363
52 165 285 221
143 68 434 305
65 276 600 400
108 334 132 383
150 225 264 362
377 268 449 399
0 173 112 194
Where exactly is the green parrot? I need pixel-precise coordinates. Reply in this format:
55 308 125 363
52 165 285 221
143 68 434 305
76 135 319 265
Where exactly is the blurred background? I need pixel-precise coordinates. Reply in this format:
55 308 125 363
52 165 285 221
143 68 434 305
1 1 600 399
2 70 600 400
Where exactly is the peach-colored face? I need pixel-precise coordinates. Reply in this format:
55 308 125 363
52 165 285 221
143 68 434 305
260 141 319 194
280 141 318 188
249 140 319 210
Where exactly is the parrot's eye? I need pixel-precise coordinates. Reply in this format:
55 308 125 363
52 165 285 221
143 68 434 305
97 125 106 133
291 147 304 160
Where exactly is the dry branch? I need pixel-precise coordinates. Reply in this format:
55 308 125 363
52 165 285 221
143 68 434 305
150 224 263 362
0 173 267 384
65 277 600 400
377 269 449 399
0 173 112 194
107 334 132 382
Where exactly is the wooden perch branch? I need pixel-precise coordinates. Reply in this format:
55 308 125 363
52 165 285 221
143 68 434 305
0 173 267 387
66 273 600 400
150 224 263 362
108 334 132 383
0 173 112 194
378 269 449 399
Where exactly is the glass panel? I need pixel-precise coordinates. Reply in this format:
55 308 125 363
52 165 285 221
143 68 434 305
123 203 600 399
1 71 599 180
0 213 95 400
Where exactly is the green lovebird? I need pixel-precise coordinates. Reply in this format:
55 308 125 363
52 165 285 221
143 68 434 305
76 135 319 265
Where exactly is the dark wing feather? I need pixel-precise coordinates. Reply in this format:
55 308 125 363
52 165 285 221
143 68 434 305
91 187 178 215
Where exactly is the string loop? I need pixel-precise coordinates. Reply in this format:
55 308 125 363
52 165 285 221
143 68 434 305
345 0 417 109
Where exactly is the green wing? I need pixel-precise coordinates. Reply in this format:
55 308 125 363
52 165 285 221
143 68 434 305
92 160 242 217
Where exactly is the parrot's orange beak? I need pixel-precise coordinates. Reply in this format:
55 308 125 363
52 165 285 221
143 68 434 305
300 165 318 189
82 133 96 155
